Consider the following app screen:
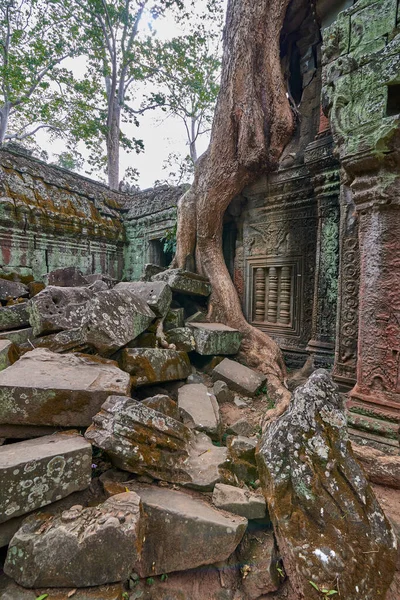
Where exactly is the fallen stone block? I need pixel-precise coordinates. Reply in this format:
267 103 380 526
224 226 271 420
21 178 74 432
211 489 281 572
178 383 221 439
27 281 45 297
189 322 242 355
86 395 192 483
120 348 191 386
0 340 18 371
257 369 398 600
237 530 279 599
85 273 117 288
0 432 91 524
352 442 400 489
142 394 179 420
141 262 164 281
152 268 212 297
0 302 29 331
164 307 185 331
44 266 88 287
184 432 228 491
4 492 143 588
0 279 28 301
114 281 172 317
27 327 88 354
0 327 34 346
212 358 267 396
83 288 155 354
0 576 124 600
227 418 257 437
132 485 247 577
0 348 131 427
213 380 234 404
227 435 257 462
0 424 65 439
212 483 266 519
29 286 94 336
165 327 196 351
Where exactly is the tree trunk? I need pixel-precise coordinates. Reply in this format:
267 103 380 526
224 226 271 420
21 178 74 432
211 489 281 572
107 97 121 190
173 0 295 409
0 103 10 146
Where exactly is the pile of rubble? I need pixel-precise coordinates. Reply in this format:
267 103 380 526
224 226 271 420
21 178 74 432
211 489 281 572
0 266 398 600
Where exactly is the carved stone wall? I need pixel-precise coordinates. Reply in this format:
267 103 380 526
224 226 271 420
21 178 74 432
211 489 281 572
0 149 125 281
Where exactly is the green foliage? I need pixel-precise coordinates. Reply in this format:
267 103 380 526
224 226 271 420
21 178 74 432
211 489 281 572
122 593 130 600
160 573 168 582
146 577 155 586
161 223 177 255
309 581 338 597
35 595 49 600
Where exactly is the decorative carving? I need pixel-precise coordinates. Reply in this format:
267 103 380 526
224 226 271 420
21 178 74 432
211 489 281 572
267 267 278 323
279 266 291 326
254 268 266 321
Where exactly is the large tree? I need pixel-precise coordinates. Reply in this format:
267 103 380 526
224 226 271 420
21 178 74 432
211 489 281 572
172 0 294 408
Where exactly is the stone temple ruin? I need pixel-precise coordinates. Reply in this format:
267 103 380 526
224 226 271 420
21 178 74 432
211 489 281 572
0 0 400 598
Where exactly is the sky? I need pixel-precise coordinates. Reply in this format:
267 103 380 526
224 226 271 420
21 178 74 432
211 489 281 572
36 1 226 190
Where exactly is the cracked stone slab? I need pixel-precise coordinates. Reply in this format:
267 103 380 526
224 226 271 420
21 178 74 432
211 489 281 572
0 348 131 426
212 483 266 520
178 383 221 439
212 358 267 396
0 432 91 524
120 348 191 386
114 280 172 317
189 322 242 355
152 268 212 297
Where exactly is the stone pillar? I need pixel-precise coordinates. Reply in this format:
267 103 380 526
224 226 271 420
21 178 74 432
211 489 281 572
305 134 340 367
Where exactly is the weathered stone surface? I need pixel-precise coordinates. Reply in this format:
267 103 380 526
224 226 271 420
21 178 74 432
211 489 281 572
27 281 45 297
28 327 88 354
29 286 93 336
184 432 228 491
152 268 212 297
4 492 143 588
352 442 400 489
236 529 279 599
44 266 88 287
0 576 124 600
0 340 18 371
132 485 247 577
83 288 155 354
0 432 91 524
0 424 66 439
0 348 131 426
214 380 234 404
178 383 221 439
86 395 192 482
165 327 196 351
227 435 257 462
212 358 267 396
114 280 172 317
85 273 117 288
120 348 191 386
0 302 29 331
257 370 398 600
212 483 266 520
142 394 179 420
189 323 242 355
164 307 185 331
227 418 257 437
0 279 28 301
0 327 34 346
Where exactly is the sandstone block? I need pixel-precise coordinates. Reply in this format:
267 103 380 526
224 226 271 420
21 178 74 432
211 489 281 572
237 530 279 599
189 322 242 355
85 273 117 288
29 286 94 336
0 340 18 371
120 348 191 386
142 394 179 420
0 576 124 600
184 432 228 491
212 358 267 396
29 327 88 354
178 383 221 439
0 327 34 346
0 432 91 524
0 279 28 301
152 268 212 297
0 302 29 331
257 369 398 600
227 435 257 461
83 288 155 354
164 307 185 331
213 380 234 404
0 348 131 426
165 327 196 351
227 419 257 437
86 395 192 482
4 492 143 588
44 266 88 287
132 486 247 577
114 280 172 317
212 483 266 519
27 281 45 297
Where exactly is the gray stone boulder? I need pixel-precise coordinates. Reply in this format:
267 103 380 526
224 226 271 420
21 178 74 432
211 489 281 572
0 327 33 346
178 383 221 439
142 394 179 420
212 483 266 519
114 280 172 317
257 369 398 600
164 307 185 331
132 485 247 577
165 327 196 351
4 492 143 588
189 322 242 355
152 268 212 297
85 273 117 288
0 348 130 426
29 286 93 336
0 340 17 371
44 266 88 287
83 288 155 354
27 327 88 354
0 302 29 331
0 279 28 301
213 380 234 404
212 358 267 396
0 432 91 524
120 348 191 386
